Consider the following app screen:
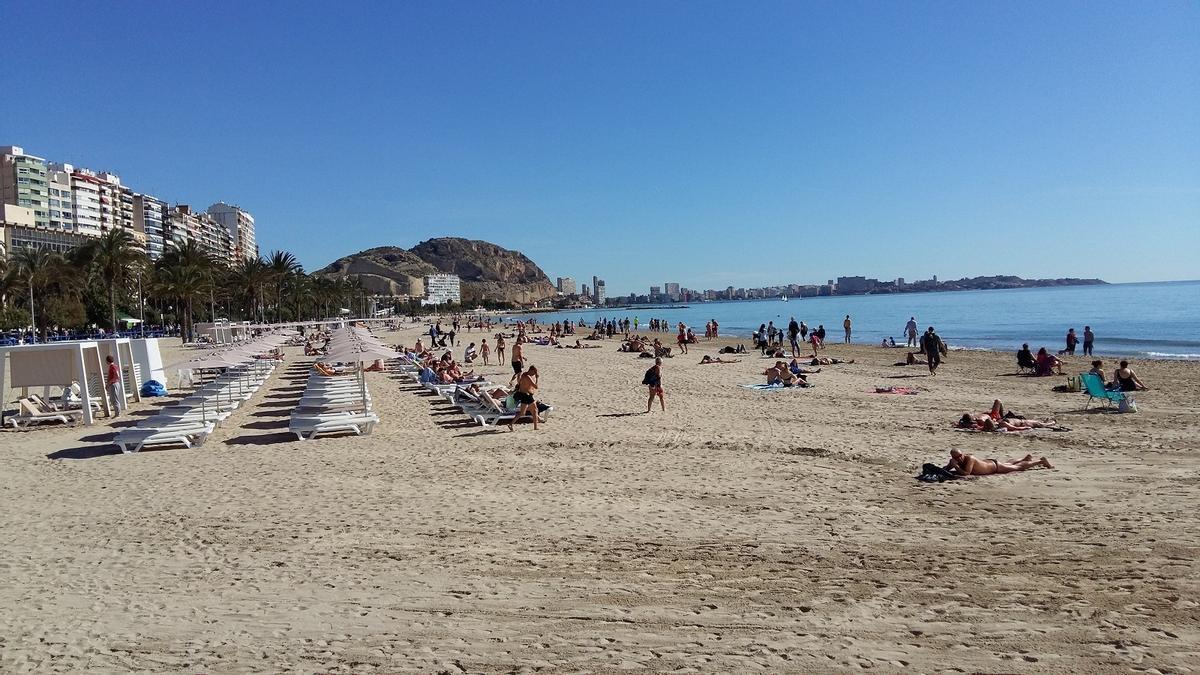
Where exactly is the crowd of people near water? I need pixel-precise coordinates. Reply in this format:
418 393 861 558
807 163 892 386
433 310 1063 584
368 308 1148 453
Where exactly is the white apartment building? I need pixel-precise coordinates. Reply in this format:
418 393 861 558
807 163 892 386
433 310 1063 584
134 193 167 260
206 201 257 260
53 164 104 237
166 205 232 262
0 146 50 228
556 276 577 295
422 273 461 305
46 168 75 230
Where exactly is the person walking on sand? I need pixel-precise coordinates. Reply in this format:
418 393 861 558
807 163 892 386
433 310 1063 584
509 341 526 384
920 327 947 376
480 338 490 365
905 317 919 347
843 315 853 343
787 317 801 358
495 333 506 363
676 323 688 354
105 355 122 417
1082 326 1095 356
643 357 665 413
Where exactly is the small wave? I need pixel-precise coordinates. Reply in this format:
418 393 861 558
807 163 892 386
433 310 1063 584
1144 352 1200 360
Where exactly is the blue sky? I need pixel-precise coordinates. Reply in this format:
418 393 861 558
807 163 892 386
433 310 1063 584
4 1 1197 294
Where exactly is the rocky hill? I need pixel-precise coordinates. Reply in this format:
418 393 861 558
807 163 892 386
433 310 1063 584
316 238 557 305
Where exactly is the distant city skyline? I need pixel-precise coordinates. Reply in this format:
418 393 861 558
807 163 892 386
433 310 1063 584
4 3 1197 289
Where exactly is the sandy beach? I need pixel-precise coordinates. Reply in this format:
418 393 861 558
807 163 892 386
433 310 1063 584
1 325 1198 672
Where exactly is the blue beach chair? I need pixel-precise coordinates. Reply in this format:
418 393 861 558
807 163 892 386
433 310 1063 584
1079 373 1125 409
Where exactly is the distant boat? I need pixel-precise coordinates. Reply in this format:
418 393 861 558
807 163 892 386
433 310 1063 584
781 296 788 302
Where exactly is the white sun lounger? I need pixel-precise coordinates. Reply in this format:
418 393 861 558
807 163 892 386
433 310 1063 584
5 398 84 428
114 421 215 453
289 412 380 440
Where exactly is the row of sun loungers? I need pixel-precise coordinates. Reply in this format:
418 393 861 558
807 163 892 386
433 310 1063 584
112 362 274 454
288 369 379 441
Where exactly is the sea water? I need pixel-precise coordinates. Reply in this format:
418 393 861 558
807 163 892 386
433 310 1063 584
508 281 1200 359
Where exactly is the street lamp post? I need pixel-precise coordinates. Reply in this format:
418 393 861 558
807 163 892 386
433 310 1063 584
29 285 36 343
138 271 145 338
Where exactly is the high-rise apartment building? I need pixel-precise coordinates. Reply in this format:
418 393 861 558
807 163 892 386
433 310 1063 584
7 143 258 265
0 146 50 228
134 193 167 260
664 282 681 301
594 279 607 305
46 167 75 230
64 166 103 237
166 205 232 262
206 202 257 260
556 277 577 295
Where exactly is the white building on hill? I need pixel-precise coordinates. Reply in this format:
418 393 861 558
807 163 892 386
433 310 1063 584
422 273 461 306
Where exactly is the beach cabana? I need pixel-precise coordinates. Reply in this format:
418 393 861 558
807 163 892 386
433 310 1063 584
0 341 112 426
95 338 142 407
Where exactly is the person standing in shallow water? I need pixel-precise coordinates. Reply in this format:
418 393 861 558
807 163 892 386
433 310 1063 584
905 317 919 347
1065 328 1078 356
1083 326 1095 356
843 315 852 343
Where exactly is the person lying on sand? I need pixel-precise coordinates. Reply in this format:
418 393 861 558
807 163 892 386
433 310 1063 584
810 357 853 366
700 355 739 364
895 352 926 366
957 413 1061 431
787 359 820 375
944 449 1053 476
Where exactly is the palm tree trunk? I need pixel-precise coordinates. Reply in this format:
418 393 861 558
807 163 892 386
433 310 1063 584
110 285 118 334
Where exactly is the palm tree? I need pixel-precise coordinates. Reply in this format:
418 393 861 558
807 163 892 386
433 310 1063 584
82 228 143 333
12 247 66 340
227 257 271 323
155 239 215 342
266 250 301 322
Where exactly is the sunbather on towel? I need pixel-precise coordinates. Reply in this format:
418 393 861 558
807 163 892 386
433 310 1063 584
764 362 807 387
700 355 739 364
945 449 1053 476
957 413 1060 431
810 357 853 366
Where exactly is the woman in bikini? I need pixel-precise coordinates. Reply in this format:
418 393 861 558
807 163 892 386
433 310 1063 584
944 449 1053 476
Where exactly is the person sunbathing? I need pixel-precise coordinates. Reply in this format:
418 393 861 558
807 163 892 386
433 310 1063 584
958 413 1061 431
764 363 807 386
1114 361 1148 391
313 362 338 376
700 355 739 364
1035 348 1062 376
810 356 853 366
990 417 1060 432
944 449 1053 476
787 359 820 375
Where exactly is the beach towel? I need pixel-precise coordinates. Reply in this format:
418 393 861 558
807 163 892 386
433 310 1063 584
953 425 1070 434
871 386 918 395
739 383 811 391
